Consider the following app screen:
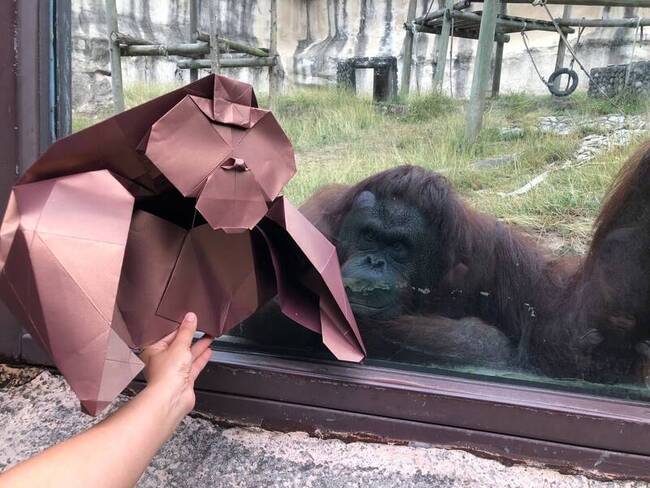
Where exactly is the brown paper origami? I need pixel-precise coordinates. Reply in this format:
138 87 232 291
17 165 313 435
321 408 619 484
0 74 365 415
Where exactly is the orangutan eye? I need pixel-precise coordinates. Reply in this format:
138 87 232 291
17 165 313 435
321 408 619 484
361 228 377 242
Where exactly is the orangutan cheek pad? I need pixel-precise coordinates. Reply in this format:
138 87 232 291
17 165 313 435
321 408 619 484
0 74 365 415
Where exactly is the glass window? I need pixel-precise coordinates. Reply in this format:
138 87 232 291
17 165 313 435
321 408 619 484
66 0 650 405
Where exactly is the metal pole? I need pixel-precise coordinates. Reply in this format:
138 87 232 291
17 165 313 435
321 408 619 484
190 0 198 81
491 0 507 97
400 0 419 97
553 5 572 90
465 0 499 143
433 0 455 91
106 0 125 113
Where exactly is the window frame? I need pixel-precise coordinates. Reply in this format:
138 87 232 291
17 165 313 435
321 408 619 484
2 1 650 481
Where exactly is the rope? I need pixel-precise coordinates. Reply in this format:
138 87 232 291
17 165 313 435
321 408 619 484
521 30 549 86
625 16 642 86
538 0 620 104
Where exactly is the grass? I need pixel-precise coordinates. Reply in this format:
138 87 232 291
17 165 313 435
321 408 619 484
73 83 650 253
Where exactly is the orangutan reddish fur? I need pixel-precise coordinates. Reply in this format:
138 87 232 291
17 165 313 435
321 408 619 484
300 141 650 383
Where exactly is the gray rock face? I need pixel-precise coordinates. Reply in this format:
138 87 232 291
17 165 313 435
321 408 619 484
589 61 650 97
0 368 644 487
71 1 649 114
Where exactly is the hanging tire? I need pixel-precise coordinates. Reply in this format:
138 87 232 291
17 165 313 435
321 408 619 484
546 68 579 97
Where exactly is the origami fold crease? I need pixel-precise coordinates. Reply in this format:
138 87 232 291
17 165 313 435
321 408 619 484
0 75 366 415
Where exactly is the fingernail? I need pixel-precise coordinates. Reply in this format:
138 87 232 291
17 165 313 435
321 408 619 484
185 312 197 323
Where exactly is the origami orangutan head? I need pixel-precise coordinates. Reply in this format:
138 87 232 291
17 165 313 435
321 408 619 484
0 75 365 415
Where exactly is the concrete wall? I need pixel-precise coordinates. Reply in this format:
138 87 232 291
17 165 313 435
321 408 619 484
71 0 650 113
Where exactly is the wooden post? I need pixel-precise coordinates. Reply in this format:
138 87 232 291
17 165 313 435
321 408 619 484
491 1 506 97
465 0 499 143
106 0 125 113
433 0 454 91
55 0 72 138
208 0 220 74
553 5 572 90
269 0 279 109
189 0 199 82
400 0 419 97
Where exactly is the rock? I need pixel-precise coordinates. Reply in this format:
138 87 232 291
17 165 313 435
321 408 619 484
499 127 524 140
471 154 515 170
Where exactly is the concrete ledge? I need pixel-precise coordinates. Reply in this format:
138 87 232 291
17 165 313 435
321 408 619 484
0 367 633 487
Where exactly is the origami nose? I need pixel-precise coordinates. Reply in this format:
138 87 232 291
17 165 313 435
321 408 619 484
221 158 249 172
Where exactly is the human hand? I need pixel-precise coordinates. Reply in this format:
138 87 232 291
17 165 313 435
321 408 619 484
139 312 213 419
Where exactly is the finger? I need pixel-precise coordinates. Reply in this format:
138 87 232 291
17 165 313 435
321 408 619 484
190 335 213 361
140 329 178 366
173 312 198 351
190 348 212 382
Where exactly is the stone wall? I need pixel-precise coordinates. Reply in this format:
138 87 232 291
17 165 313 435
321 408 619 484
71 0 650 114
589 61 650 97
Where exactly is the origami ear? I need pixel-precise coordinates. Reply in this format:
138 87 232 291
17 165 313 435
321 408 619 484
258 197 366 362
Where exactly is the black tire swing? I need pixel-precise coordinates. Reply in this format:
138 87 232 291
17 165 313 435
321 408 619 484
521 30 579 98
546 68 579 97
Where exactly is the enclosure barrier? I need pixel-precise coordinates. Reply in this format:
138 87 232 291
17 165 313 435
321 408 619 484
105 0 280 112
401 0 650 143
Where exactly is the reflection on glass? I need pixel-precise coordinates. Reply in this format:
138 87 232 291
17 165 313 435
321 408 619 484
223 130 650 403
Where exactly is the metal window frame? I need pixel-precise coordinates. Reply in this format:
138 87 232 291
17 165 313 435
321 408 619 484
2 1 650 481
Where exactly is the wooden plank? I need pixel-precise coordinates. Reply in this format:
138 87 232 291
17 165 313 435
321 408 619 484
177 57 277 69
475 0 650 6
111 31 152 45
208 0 220 73
452 10 574 33
465 0 499 143
197 32 270 57
400 0 418 97
55 0 72 138
269 0 279 109
433 0 455 91
414 0 472 24
190 0 198 81
557 16 650 27
491 1 507 97
416 20 510 42
121 42 210 56
105 0 124 113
